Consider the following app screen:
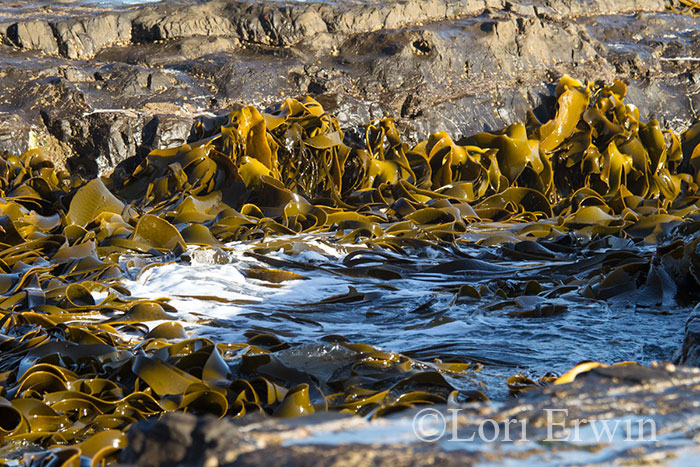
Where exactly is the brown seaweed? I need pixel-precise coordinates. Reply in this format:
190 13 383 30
0 76 700 463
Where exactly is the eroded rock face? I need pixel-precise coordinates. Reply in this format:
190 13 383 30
677 307 700 366
0 1 668 58
0 114 33 157
0 0 697 176
120 412 258 467
118 363 700 466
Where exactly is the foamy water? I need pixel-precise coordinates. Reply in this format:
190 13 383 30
118 234 687 401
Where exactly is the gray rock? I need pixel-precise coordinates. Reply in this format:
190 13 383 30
0 0 697 176
0 0 672 60
118 363 700 466
677 306 700 366
52 12 134 60
6 20 58 55
148 113 193 150
120 412 256 467
0 114 33 156
42 110 194 176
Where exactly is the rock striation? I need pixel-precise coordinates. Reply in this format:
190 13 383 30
0 0 697 176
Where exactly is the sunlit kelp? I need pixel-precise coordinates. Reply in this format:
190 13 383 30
113 76 699 246
0 330 477 464
668 0 700 15
0 76 699 463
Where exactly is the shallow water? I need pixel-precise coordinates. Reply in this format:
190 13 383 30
80 0 162 4
121 233 687 401
0 0 164 21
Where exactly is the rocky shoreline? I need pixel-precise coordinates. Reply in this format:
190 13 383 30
0 0 699 178
117 363 700 466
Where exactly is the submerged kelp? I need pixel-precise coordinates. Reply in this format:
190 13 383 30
0 75 699 464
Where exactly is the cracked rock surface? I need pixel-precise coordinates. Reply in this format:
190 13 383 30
0 0 697 177
119 363 700 466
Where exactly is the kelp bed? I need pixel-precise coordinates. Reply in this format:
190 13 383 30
669 0 700 15
1 75 700 464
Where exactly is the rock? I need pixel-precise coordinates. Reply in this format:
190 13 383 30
183 247 231 265
119 364 700 466
176 36 239 60
0 0 697 176
5 21 58 55
230 445 476 467
0 0 673 60
0 114 33 156
148 113 193 149
119 412 256 467
146 71 173 92
677 306 700 366
42 110 194 177
133 5 237 43
52 12 134 60
93 63 157 100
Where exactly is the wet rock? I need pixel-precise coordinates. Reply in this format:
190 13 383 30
0 114 33 156
174 36 239 60
120 412 257 467
94 63 161 101
183 247 231 265
59 111 192 176
60 111 144 175
120 410 476 467
147 113 193 149
677 306 700 366
529 0 666 17
0 0 697 175
326 11 605 135
119 364 700 466
231 445 476 467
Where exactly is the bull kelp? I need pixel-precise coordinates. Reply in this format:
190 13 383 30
1 75 700 464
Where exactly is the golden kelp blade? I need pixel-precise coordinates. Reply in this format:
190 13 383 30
672 0 700 15
0 74 699 463
67 178 125 226
553 361 637 384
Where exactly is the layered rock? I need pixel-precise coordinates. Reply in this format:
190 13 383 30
118 363 700 466
0 0 697 175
